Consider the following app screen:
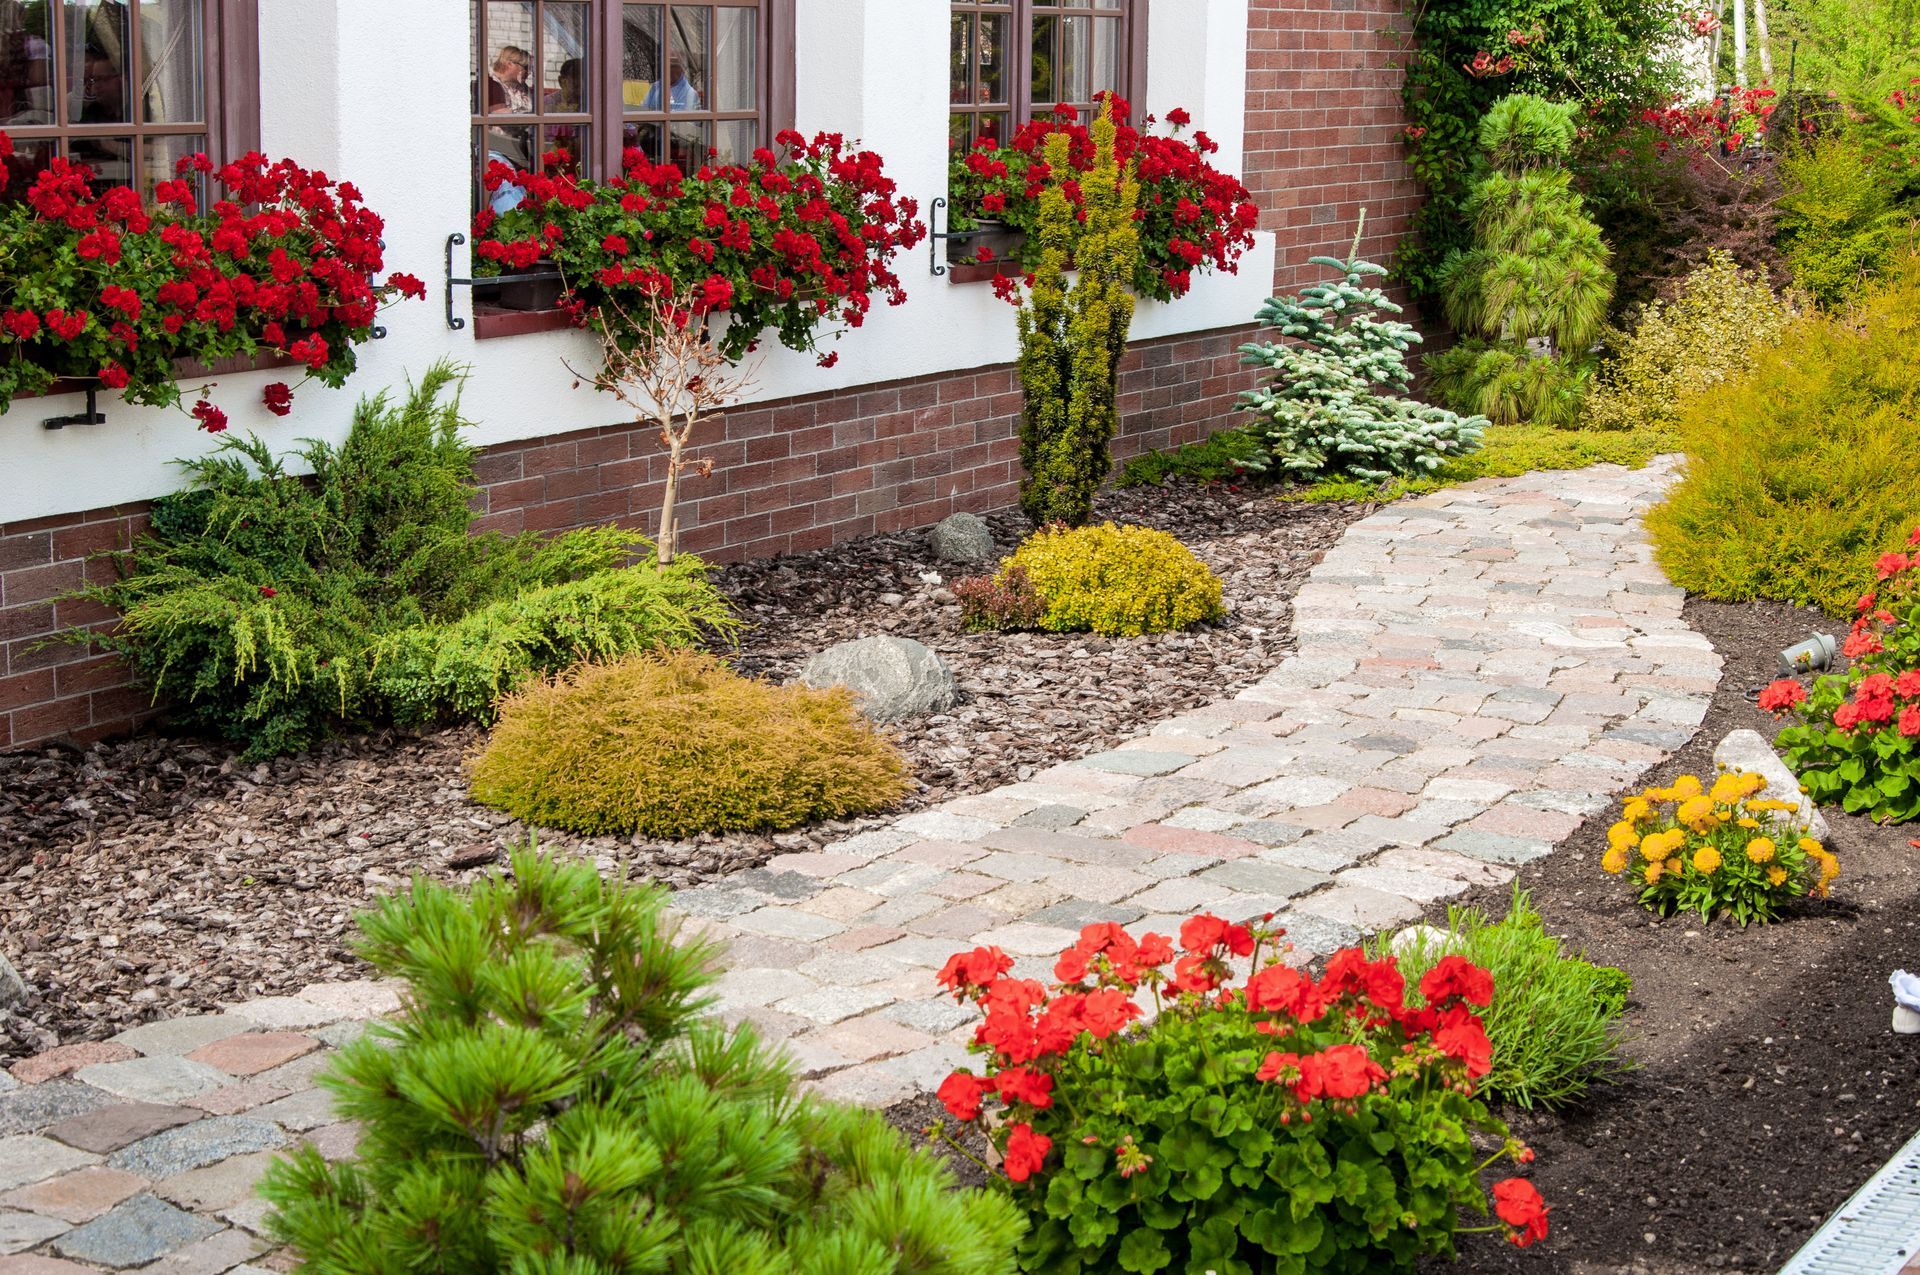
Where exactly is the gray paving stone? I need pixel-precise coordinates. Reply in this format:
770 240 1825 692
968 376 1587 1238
109 1016 256 1059
53 1194 223 1268
0 1207 71 1254
771 987 896 1026
152 1150 282 1213
729 907 846 942
666 886 769 919
1075 749 1193 776
882 998 975 1035
107 1117 285 1179
1432 829 1555 865
1196 859 1331 899
251 1087 337 1132
0 1080 113 1136
72 1058 231 1107
1232 820 1306 847
1023 899 1148 930
0 1136 102 1191
1013 804 1087 830
138 1225 272 1274
729 869 825 901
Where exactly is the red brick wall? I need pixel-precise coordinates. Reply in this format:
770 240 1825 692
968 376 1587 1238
1 7 1421 751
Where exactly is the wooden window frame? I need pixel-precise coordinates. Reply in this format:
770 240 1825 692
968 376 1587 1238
471 0 794 198
0 0 260 192
949 0 1146 151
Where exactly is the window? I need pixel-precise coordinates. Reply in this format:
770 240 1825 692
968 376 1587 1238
0 0 258 198
949 0 1142 152
473 1 790 213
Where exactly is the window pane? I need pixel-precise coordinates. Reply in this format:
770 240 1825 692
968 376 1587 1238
67 3 131 126
484 2 536 115
669 118 709 170
978 13 1006 104
1 136 55 202
142 131 204 196
1058 15 1089 104
665 5 710 114
140 0 204 124
541 123 589 173
1090 17 1118 96
622 4 662 110
0 2 54 128
480 121 534 176
541 3 590 112
714 118 755 166
714 7 755 112
1029 15 1053 105
949 14 969 105
69 134 133 192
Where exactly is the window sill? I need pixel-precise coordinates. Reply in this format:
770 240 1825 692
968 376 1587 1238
473 305 575 340
19 350 304 401
947 262 1022 285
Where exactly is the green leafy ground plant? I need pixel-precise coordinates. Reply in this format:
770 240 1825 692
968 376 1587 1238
1366 888 1632 1110
69 365 736 757
1761 534 1920 823
932 917 1550 1274
259 848 1023 1274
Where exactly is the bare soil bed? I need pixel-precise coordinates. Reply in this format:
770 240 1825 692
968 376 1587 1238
1435 596 1920 1275
0 482 1360 1055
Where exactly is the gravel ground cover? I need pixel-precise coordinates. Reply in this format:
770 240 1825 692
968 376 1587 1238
0 483 1361 1053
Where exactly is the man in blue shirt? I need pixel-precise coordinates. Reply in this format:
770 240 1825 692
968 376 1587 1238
641 54 702 112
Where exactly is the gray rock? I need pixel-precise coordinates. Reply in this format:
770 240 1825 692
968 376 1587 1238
107 1116 284 1179
53 1194 222 1268
0 954 27 1010
1712 728 1831 840
928 513 996 566
799 636 956 723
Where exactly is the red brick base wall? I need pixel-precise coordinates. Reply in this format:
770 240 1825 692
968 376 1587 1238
0 327 1254 750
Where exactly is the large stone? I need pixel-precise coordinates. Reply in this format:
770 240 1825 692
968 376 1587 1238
52 1195 221 1268
927 513 995 567
1712 728 1831 840
0 955 27 1011
798 636 956 723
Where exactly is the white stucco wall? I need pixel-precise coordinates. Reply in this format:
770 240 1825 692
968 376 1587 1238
1 0 1267 524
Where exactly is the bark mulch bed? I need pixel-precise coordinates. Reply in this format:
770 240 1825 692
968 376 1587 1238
1436 595 1920 1275
0 482 1361 1055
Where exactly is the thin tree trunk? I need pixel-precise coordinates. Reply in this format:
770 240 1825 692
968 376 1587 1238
1754 0 1774 82
1733 0 1748 86
658 442 682 564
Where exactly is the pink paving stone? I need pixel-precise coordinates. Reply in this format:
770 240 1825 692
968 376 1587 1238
1122 824 1259 860
9 1042 137 1086
1332 787 1420 818
189 1082 294 1117
0 1257 106 1274
795 887 885 922
293 981 402 1019
0 1166 148 1223
911 904 1003 940
826 925 910 952
924 872 1001 902
762 852 871 878
184 1031 320 1078
892 840 989 869
1261 803 1363 833
813 1016 936 1063
1467 804 1584 841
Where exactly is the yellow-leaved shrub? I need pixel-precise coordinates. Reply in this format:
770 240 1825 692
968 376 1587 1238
467 650 911 838
1001 522 1224 636
1584 252 1798 433
1646 253 1920 617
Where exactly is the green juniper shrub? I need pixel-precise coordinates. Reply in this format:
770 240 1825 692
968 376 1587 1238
1114 428 1268 488
259 847 1023 1274
933 916 1550 1274
1237 230 1486 482
1429 95 1615 427
1365 887 1633 1110
1760 532 1920 823
69 364 737 758
1015 100 1138 527
1776 132 1914 308
466 651 911 838
1645 254 1920 616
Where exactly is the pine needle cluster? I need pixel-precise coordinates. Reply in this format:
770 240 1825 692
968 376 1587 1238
259 849 1023 1273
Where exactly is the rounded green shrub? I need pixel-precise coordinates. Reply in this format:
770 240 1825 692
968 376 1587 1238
1646 253 1920 616
1000 522 1224 636
467 650 911 838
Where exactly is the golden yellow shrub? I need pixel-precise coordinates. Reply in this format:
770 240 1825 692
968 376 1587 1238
467 650 911 838
1001 522 1224 637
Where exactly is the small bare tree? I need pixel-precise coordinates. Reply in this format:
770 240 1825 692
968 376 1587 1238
569 290 757 564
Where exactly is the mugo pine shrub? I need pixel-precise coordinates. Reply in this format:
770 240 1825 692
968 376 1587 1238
959 523 1224 637
1583 251 1798 434
71 364 736 758
1237 228 1485 482
1427 95 1615 427
1366 887 1632 1110
467 651 911 838
933 916 1550 1273
1645 254 1920 616
1761 533 1920 823
259 847 1023 1274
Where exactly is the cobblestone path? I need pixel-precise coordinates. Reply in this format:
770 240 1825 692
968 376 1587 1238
0 460 1720 1271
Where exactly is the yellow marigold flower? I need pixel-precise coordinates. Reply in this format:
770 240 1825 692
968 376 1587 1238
1819 853 1840 883
1641 829 1685 859
1622 797 1653 824
1767 866 1789 887
1746 837 1776 863
1608 820 1638 849
1602 845 1628 875
1708 775 1746 805
1671 776 1703 799
1736 816 1760 829
1677 796 1718 832
1664 857 1682 877
1798 837 1823 854
1735 772 1767 797
1693 846 1722 874
1644 860 1664 885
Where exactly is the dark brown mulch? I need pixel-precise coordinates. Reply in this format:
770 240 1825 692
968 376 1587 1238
1438 595 1920 1275
0 481 1363 1055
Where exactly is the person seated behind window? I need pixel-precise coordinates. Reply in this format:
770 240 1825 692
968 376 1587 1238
486 44 532 115
639 53 700 112
546 58 583 112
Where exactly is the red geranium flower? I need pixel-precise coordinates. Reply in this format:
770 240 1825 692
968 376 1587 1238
1003 1122 1052 1182
262 382 295 417
937 1070 992 1121
1757 679 1808 713
190 399 229 433
1493 1177 1550 1246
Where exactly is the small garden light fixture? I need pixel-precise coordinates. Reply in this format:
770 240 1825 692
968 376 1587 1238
1777 633 1837 677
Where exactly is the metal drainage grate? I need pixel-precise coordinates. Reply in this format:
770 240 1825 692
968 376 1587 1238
1780 1126 1920 1275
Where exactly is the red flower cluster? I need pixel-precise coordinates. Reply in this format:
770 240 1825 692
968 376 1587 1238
1464 50 1518 78
473 131 925 365
1765 532 1920 739
1641 86 1777 151
947 96 1259 303
0 134 420 426
1494 1177 1552 1246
